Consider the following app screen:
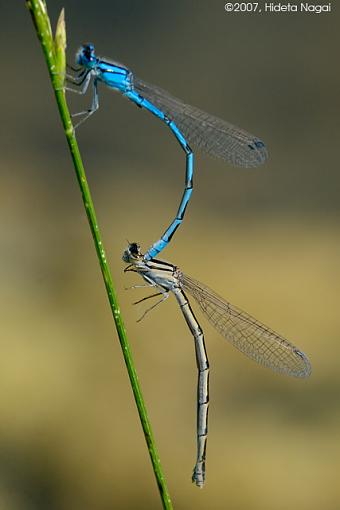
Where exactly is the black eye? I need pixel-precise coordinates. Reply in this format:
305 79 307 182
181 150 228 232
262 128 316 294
130 243 139 255
82 43 94 60
84 46 92 58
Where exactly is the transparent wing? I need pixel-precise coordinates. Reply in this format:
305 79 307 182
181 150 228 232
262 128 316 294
180 273 311 378
133 76 268 168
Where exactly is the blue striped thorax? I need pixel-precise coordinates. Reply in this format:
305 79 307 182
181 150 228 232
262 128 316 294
76 43 133 93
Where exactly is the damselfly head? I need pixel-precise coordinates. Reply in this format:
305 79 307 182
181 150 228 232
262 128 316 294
122 242 143 263
76 43 97 68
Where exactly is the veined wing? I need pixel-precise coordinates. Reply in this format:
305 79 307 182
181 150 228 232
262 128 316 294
133 76 268 167
180 273 311 378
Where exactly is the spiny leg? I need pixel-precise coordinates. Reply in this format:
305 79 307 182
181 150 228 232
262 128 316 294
124 271 158 291
136 292 169 323
65 69 92 94
125 283 156 290
66 68 88 84
133 292 163 305
71 78 99 129
67 63 82 73
125 271 170 321
64 71 100 128
50 68 88 93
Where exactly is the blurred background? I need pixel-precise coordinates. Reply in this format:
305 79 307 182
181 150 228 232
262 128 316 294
1 1 340 509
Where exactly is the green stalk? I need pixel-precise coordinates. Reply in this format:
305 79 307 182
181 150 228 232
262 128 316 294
26 2 173 508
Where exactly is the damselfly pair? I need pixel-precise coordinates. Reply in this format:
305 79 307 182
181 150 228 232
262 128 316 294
67 44 311 487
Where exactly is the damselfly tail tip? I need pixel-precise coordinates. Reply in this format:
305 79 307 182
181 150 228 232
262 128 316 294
192 468 205 488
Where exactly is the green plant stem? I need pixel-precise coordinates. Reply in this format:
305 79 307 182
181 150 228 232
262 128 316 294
26 2 173 508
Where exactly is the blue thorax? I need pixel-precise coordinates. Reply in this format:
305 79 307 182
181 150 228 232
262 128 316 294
76 43 133 93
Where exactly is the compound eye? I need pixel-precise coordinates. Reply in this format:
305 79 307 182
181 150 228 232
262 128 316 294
83 43 94 60
129 242 140 256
